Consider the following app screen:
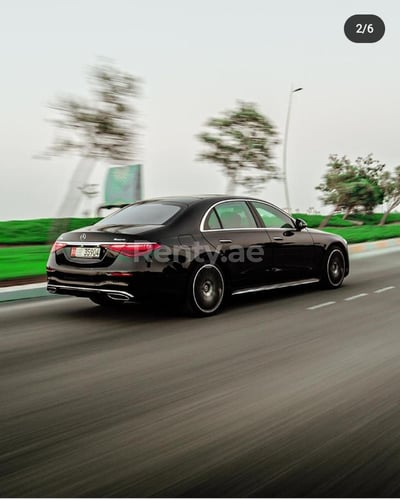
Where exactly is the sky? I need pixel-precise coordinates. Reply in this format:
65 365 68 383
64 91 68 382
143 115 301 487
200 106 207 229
1 0 399 220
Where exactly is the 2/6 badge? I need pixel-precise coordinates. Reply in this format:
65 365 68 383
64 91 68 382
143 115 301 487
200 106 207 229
344 14 385 43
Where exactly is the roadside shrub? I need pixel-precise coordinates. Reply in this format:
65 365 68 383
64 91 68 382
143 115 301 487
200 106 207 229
0 218 101 245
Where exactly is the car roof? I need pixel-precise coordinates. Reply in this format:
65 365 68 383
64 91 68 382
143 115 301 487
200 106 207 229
138 195 266 206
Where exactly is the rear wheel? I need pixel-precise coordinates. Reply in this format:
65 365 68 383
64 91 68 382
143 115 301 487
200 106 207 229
320 246 346 289
185 263 225 316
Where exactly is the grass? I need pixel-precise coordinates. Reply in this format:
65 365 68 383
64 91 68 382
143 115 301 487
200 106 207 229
0 245 51 280
322 225 400 244
0 217 100 281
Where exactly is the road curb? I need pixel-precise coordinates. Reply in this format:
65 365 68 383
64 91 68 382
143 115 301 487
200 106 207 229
348 237 400 254
0 283 50 303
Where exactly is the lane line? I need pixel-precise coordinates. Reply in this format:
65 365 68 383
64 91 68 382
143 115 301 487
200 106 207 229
344 293 368 301
307 301 336 311
374 286 395 294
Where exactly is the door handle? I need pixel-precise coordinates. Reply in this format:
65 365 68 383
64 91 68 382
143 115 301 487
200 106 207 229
219 239 232 244
273 237 283 241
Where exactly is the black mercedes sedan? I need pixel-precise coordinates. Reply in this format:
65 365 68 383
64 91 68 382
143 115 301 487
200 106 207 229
47 195 349 316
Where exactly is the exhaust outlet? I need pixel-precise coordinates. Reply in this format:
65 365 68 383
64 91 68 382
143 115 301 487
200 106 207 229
107 292 130 301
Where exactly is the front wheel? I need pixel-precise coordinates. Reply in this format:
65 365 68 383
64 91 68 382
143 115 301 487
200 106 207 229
320 246 346 289
185 263 226 316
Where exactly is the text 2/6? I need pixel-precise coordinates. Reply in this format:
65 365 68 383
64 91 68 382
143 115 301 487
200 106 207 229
344 15 385 43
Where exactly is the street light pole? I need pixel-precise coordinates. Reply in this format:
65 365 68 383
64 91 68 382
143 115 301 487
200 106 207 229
282 86 302 215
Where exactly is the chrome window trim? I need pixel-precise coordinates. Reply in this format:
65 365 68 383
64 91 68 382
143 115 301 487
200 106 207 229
56 241 159 246
201 228 268 232
200 199 295 232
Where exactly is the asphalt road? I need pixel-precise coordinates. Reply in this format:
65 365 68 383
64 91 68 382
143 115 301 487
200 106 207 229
1 249 400 497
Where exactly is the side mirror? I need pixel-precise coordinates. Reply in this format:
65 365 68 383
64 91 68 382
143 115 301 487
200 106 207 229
295 218 307 231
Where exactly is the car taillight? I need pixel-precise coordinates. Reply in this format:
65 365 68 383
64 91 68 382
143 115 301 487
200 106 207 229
50 242 67 253
101 242 161 257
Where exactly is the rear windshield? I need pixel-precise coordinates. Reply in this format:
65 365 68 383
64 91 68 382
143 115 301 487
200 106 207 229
96 203 182 226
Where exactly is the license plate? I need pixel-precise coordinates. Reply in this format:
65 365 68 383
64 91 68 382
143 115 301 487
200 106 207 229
71 246 101 258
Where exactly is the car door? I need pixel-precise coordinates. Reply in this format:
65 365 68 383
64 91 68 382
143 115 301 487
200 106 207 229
250 201 316 282
201 200 273 289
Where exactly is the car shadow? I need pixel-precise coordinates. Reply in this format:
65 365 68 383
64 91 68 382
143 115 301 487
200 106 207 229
228 282 322 309
65 298 189 323
65 282 334 322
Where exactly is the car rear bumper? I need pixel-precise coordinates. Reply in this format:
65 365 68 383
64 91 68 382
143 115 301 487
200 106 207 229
47 284 135 302
47 266 187 301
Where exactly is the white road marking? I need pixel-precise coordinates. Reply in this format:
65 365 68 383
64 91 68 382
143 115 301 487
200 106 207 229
344 293 368 301
307 301 336 311
374 286 395 294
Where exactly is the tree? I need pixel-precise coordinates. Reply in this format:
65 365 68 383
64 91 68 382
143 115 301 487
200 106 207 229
379 166 400 225
197 101 279 194
352 155 385 214
316 154 385 228
43 58 140 218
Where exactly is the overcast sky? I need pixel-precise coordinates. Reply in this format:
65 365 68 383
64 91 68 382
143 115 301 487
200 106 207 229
1 0 399 220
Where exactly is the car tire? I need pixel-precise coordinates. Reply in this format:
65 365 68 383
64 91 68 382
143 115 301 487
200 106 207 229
320 246 346 289
185 263 225 316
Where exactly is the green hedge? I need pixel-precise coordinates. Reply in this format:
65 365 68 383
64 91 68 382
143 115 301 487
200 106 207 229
1 215 400 282
347 213 400 225
0 217 101 245
0 245 51 280
296 212 400 227
1 213 399 246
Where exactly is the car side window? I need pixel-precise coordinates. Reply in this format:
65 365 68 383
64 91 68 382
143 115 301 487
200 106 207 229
204 209 222 230
252 202 294 229
215 201 257 229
